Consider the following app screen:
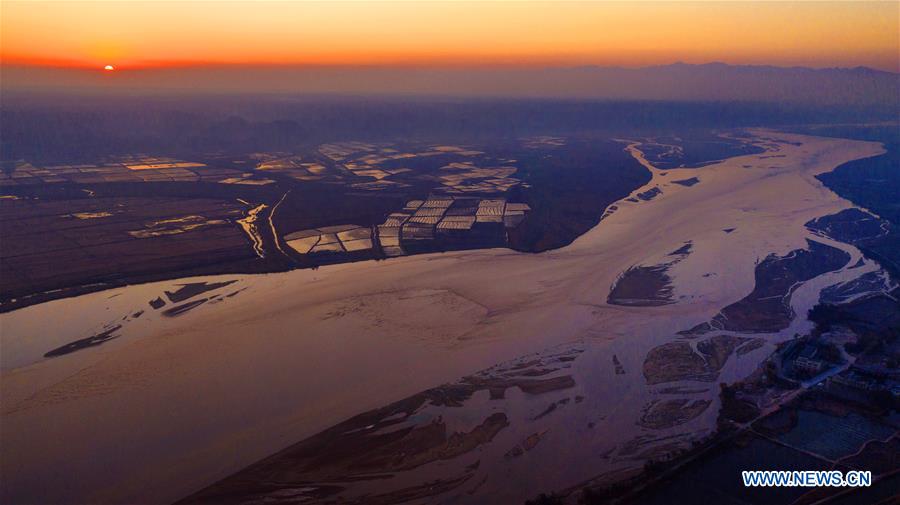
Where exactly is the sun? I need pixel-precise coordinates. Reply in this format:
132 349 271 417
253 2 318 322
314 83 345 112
104 65 114 71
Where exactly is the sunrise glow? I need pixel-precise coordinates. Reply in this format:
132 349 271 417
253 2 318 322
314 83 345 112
1 1 898 71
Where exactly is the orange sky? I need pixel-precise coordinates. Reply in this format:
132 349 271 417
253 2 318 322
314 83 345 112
2 1 898 71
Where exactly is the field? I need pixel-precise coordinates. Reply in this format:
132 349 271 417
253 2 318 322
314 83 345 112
0 136 652 310
0 192 258 308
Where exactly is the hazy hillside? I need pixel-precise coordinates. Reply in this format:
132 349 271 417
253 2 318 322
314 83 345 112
3 62 898 105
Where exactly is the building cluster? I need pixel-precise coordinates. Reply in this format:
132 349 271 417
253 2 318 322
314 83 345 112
377 196 530 256
780 339 840 380
284 225 373 255
778 333 900 409
793 344 827 376
283 195 531 259
825 366 900 409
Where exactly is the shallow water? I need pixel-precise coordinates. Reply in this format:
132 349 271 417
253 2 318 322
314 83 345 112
0 130 890 504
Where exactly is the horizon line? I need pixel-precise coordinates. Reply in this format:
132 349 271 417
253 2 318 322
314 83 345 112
3 60 898 74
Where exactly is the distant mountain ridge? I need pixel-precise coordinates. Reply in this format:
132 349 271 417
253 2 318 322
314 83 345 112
538 62 899 105
3 62 898 105
647 61 894 74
